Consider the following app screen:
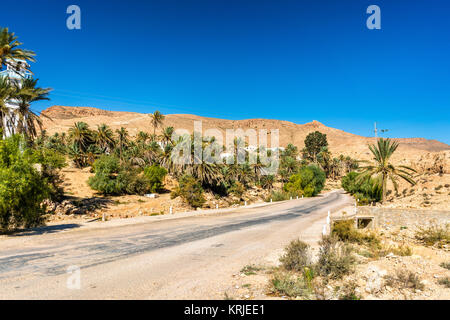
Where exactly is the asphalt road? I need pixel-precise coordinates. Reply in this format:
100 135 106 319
0 190 352 299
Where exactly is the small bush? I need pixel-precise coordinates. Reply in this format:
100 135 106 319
415 223 450 248
438 277 450 288
228 181 245 197
88 156 153 195
315 235 355 280
267 190 290 202
280 239 312 272
439 262 450 270
384 270 424 291
339 280 361 300
172 174 205 208
332 220 380 247
283 165 326 197
269 271 314 298
389 244 413 256
341 172 382 203
143 165 167 193
240 264 262 276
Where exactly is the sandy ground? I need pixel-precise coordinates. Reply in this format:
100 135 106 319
0 191 351 299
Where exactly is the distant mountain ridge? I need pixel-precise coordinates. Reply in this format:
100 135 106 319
40 106 450 161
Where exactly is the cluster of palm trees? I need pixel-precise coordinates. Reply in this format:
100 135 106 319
0 27 51 140
40 116 278 193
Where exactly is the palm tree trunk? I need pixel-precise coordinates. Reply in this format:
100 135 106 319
382 173 387 204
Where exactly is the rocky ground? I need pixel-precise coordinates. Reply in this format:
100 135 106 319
227 224 450 300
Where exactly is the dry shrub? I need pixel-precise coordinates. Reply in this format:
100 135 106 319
332 220 380 247
415 223 450 248
440 262 450 270
269 271 314 299
438 277 450 288
384 270 424 291
339 280 361 300
280 239 312 272
315 235 355 280
388 243 413 256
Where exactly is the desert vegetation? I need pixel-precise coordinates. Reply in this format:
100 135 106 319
240 219 449 300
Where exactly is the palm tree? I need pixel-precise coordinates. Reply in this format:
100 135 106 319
0 27 35 71
358 138 416 203
12 77 51 140
68 122 93 151
115 127 129 161
160 126 174 146
149 110 165 135
94 124 115 152
136 131 149 145
260 174 275 190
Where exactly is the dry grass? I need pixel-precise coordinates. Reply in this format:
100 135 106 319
415 223 450 248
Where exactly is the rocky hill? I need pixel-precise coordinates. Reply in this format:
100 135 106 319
41 106 449 162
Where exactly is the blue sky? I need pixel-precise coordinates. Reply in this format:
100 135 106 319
1 0 449 144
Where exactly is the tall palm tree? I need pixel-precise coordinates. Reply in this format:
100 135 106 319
94 123 115 152
0 27 35 71
115 127 129 161
13 77 51 140
68 122 93 151
160 126 174 146
358 138 416 203
149 110 165 135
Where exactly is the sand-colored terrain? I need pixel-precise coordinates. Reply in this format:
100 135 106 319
41 106 449 163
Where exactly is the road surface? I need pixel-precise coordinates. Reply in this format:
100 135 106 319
0 190 352 299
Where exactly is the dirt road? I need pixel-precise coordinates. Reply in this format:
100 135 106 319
0 191 352 299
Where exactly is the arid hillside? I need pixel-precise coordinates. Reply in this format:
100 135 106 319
41 106 449 163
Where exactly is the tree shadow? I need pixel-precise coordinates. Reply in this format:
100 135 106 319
6 223 81 237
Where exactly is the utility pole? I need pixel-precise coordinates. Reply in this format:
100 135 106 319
374 122 378 138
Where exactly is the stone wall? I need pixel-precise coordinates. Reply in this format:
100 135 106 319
357 207 450 229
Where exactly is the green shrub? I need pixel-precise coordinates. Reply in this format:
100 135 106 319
119 168 152 195
284 165 325 197
315 235 355 280
143 165 167 193
172 174 205 208
280 239 312 272
341 172 382 203
0 136 50 231
88 156 152 195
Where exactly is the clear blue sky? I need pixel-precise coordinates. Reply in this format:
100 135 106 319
1 0 449 144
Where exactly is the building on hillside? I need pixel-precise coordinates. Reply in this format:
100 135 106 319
0 59 32 138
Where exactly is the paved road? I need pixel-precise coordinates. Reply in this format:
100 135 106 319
0 190 352 299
